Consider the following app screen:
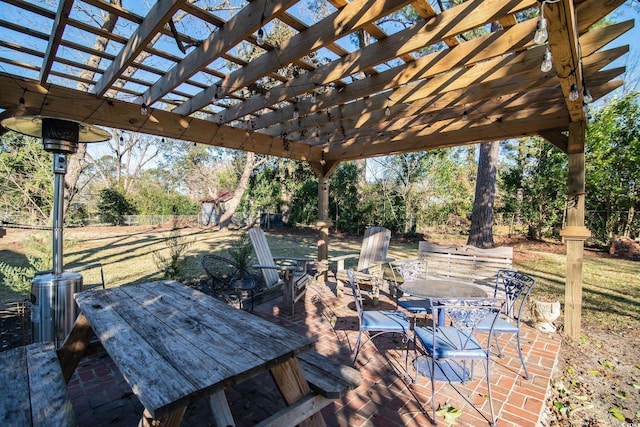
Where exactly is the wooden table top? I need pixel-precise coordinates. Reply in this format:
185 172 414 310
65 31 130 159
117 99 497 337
401 278 488 299
74 280 315 419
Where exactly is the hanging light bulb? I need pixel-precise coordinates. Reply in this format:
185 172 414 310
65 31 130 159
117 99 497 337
385 106 391 116
541 48 553 73
119 135 124 145
140 102 148 116
569 83 579 102
534 17 548 45
310 92 317 103
256 28 265 46
582 85 593 104
582 103 589 114
462 110 469 121
18 96 26 111
293 106 299 120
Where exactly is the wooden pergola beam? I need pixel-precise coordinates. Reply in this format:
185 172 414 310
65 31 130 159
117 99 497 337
544 0 584 121
39 0 73 84
212 0 537 124
92 0 184 97
255 17 630 135
145 0 300 109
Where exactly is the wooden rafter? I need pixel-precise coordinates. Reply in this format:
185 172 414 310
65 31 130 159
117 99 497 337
39 0 73 84
92 0 184 97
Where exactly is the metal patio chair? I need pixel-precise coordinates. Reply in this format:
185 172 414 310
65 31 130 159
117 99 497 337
413 297 505 426
476 269 536 380
347 269 411 380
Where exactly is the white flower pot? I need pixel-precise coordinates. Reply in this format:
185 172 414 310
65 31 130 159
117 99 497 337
532 300 561 333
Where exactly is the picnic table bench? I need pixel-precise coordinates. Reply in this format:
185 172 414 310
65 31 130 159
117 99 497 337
0 342 75 426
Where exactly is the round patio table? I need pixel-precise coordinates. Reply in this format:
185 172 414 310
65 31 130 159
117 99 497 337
401 279 487 301
400 279 488 383
400 278 488 324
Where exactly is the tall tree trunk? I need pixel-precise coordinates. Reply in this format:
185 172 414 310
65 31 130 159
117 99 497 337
218 152 266 231
467 141 500 248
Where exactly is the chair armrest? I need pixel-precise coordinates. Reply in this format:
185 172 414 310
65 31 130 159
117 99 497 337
66 263 103 273
330 254 359 262
273 256 314 262
329 254 359 271
66 263 105 290
252 264 299 272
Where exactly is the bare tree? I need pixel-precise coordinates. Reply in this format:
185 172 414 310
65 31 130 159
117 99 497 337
218 152 267 230
86 130 162 194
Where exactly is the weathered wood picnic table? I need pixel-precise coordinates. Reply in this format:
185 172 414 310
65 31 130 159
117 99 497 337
58 280 359 427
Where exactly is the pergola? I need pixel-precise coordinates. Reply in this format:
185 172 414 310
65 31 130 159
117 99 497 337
0 0 633 339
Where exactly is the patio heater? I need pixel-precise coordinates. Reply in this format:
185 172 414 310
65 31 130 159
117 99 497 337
1 116 110 347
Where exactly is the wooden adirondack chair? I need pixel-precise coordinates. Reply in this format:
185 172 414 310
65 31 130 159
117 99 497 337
248 227 313 315
333 226 394 305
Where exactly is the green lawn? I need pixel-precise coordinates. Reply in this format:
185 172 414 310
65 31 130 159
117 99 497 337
1 226 637 331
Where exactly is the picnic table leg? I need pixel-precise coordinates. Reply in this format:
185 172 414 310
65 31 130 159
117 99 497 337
57 313 94 382
269 358 327 427
138 407 186 427
209 389 235 427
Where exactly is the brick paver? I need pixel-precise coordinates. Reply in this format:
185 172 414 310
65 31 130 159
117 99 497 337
66 279 561 426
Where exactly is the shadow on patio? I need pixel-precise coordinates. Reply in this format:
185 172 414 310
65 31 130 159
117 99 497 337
68 278 560 427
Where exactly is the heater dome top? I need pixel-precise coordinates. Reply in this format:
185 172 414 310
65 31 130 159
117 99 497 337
1 116 111 143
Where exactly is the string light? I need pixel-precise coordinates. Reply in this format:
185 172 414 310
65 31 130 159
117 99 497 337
310 92 317 103
462 110 469 121
541 48 553 73
17 88 26 111
534 17 548 45
293 105 299 120
582 80 593 104
140 102 148 115
568 83 579 102
256 28 265 46
385 106 391 116
534 0 560 45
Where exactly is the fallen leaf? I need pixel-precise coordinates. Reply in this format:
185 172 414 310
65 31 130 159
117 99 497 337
600 360 616 370
609 407 625 421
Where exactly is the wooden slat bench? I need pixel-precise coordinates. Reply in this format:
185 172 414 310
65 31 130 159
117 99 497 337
418 242 514 293
256 351 362 427
0 342 75 426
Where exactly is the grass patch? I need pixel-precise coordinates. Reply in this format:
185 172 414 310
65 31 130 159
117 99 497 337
1 226 637 332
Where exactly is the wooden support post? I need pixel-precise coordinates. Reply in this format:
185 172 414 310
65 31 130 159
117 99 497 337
310 160 337 283
282 268 295 316
560 121 590 340
316 176 332 282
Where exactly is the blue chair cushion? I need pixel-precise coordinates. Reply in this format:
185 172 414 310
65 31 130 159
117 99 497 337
415 326 486 359
477 316 518 333
398 299 432 314
362 310 410 332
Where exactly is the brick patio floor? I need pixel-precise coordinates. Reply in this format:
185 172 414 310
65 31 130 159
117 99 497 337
67 279 561 426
